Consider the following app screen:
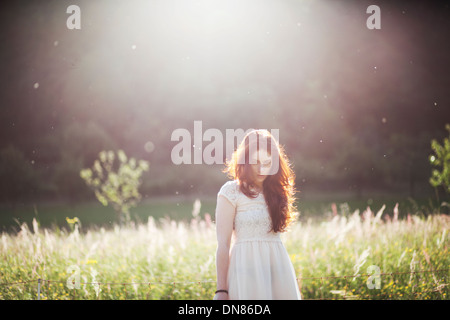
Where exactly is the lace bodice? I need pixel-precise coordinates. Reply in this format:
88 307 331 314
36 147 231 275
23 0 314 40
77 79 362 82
217 180 281 243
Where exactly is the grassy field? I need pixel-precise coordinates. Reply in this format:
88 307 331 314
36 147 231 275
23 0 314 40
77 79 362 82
0 196 448 300
0 192 444 232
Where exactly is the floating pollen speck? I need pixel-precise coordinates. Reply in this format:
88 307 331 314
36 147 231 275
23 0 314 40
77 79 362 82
144 141 155 153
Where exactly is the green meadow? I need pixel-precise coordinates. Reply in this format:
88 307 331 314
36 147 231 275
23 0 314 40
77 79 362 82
0 195 448 300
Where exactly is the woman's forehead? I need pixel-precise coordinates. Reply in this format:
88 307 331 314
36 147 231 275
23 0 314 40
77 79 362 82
250 149 272 161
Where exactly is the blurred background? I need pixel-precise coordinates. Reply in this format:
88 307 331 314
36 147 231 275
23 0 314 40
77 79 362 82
0 0 449 230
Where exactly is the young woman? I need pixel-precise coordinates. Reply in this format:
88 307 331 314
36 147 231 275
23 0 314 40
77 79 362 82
214 129 301 300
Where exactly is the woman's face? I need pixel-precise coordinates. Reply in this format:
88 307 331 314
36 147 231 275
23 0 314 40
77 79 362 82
249 149 273 188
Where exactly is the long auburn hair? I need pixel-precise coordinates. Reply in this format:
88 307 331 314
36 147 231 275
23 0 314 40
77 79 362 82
223 129 298 233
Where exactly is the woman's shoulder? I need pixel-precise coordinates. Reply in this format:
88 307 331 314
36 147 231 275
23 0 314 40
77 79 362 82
221 179 239 188
218 179 239 193
217 179 240 203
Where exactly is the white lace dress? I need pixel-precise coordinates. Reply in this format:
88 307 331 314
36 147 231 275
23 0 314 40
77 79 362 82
217 180 301 300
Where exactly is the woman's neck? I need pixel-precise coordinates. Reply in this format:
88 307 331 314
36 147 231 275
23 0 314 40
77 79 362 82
243 180 263 192
251 183 263 193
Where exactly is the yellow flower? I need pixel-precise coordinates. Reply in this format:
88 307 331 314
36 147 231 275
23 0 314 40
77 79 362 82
66 217 79 224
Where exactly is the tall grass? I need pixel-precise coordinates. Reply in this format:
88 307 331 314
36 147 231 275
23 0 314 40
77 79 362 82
0 203 448 300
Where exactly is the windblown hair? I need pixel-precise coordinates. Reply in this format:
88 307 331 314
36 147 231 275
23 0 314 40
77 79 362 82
223 129 298 233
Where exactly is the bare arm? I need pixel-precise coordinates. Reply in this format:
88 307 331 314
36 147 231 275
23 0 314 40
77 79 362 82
214 195 235 300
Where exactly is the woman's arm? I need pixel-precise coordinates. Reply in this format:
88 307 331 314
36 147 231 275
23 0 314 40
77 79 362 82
214 195 235 300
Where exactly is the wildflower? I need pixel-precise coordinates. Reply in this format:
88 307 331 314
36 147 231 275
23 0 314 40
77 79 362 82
66 217 79 224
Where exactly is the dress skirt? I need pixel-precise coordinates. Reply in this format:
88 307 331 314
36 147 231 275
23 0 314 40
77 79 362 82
227 239 301 300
